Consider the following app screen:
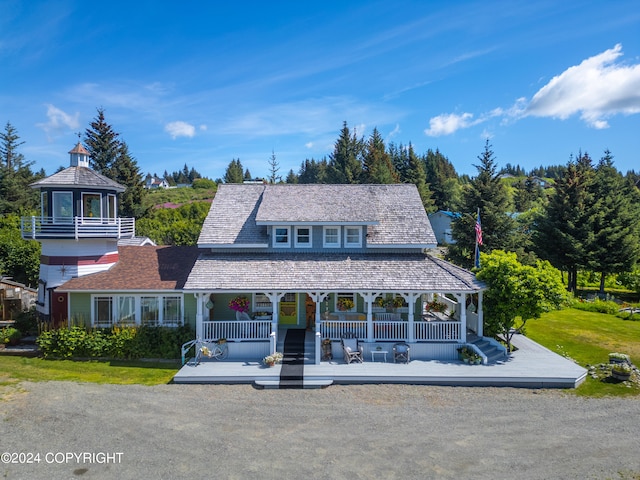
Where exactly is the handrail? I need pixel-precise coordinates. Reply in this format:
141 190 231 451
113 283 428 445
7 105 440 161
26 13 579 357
20 216 135 239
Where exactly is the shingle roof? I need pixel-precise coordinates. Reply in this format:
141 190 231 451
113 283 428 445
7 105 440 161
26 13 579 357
197 183 436 247
184 252 484 293
30 166 125 192
57 246 200 291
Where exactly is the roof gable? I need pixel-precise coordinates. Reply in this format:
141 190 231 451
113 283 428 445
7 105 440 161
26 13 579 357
198 183 436 247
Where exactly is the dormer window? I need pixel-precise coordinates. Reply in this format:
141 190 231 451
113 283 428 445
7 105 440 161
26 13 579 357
273 226 290 247
323 226 340 248
295 227 312 248
345 226 362 248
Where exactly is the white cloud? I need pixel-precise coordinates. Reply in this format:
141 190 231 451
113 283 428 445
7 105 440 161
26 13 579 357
425 44 640 137
165 121 196 139
36 104 80 138
305 142 314 149
524 44 640 128
199 124 207 131
424 112 475 136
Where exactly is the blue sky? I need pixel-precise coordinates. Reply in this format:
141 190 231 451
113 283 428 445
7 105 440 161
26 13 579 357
2 1 639 180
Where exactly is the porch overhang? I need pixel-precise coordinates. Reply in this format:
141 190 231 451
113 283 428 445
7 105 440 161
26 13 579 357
183 252 485 294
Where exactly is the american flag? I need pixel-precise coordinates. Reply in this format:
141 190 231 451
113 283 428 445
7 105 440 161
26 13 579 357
475 211 483 246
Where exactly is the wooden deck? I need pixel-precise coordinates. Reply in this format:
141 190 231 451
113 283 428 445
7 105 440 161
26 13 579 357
173 333 587 389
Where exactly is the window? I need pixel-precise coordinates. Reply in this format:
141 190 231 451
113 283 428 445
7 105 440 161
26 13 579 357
41 192 49 218
92 295 183 327
323 226 340 248
141 297 159 326
117 296 136 324
95 297 113 327
107 194 117 222
273 227 290 247
163 296 181 326
82 193 101 219
295 227 312 248
345 227 362 247
53 191 73 223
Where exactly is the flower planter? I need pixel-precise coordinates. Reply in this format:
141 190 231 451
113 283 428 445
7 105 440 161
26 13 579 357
611 370 631 381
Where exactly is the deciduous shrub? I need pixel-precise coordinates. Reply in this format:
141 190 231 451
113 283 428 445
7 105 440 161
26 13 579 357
571 298 619 315
37 325 194 359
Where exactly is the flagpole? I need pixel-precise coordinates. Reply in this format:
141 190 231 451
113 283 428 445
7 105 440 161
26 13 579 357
474 208 481 269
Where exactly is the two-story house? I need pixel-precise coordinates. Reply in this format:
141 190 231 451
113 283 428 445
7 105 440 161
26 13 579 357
54 182 488 365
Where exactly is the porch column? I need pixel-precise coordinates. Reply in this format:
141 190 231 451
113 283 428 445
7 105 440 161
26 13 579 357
477 292 484 337
459 293 467 343
194 293 204 339
360 292 379 342
401 293 420 343
308 292 329 335
265 292 286 335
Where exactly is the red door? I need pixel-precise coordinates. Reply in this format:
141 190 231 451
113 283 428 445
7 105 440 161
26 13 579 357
51 291 68 327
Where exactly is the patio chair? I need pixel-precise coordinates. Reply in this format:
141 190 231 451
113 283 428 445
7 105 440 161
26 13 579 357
341 333 363 364
393 342 410 363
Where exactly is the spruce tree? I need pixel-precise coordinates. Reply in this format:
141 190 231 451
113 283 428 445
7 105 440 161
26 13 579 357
326 122 363 184
586 150 640 293
223 159 245 183
84 108 120 176
361 128 398 184
404 144 435 212
112 141 147 218
447 140 515 268
298 158 328 184
424 148 461 212
0 122 41 214
533 152 595 291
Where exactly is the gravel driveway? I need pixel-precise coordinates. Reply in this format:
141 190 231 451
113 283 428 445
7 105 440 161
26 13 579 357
1 382 639 480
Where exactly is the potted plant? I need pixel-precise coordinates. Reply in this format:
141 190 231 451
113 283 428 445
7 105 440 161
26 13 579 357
263 352 283 367
457 345 482 364
425 295 447 313
337 297 354 311
611 362 632 381
608 352 630 365
1 327 21 346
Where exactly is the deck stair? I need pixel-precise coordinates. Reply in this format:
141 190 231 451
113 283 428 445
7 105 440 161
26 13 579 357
276 329 316 364
467 333 507 364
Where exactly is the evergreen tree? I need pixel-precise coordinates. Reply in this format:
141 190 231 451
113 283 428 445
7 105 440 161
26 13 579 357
112 141 147 218
424 148 461 211
326 122 363 184
298 158 328 184
285 169 298 184
84 108 120 176
404 144 435 212
0 122 42 214
586 150 640 293
361 128 398 184
513 175 545 212
223 158 245 183
268 150 281 184
447 140 515 268
533 152 595 292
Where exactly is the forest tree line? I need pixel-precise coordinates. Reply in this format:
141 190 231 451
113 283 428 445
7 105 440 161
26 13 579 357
2 115 640 294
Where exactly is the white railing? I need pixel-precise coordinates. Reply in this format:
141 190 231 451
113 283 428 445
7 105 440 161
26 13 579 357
202 320 272 342
373 321 407 341
320 320 367 340
320 320 461 342
21 216 135 240
415 321 461 341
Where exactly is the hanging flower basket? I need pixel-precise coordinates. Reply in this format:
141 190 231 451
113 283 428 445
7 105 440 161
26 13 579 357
337 297 354 311
228 296 250 313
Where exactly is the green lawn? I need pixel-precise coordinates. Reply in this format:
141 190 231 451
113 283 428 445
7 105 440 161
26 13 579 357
526 308 640 397
0 356 179 388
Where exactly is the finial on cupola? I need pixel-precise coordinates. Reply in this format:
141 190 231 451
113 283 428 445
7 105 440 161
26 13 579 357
68 136 90 168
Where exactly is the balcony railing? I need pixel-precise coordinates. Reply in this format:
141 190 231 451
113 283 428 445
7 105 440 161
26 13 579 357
320 319 462 342
21 216 135 240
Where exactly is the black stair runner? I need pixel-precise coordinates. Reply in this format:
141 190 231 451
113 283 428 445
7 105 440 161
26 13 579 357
279 329 305 389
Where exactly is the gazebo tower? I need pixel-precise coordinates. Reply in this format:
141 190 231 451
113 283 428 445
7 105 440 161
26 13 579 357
21 142 135 324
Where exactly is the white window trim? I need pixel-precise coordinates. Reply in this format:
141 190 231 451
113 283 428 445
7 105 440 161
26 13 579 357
323 226 341 248
53 191 73 223
344 226 362 248
273 226 291 248
91 294 184 327
294 226 313 248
